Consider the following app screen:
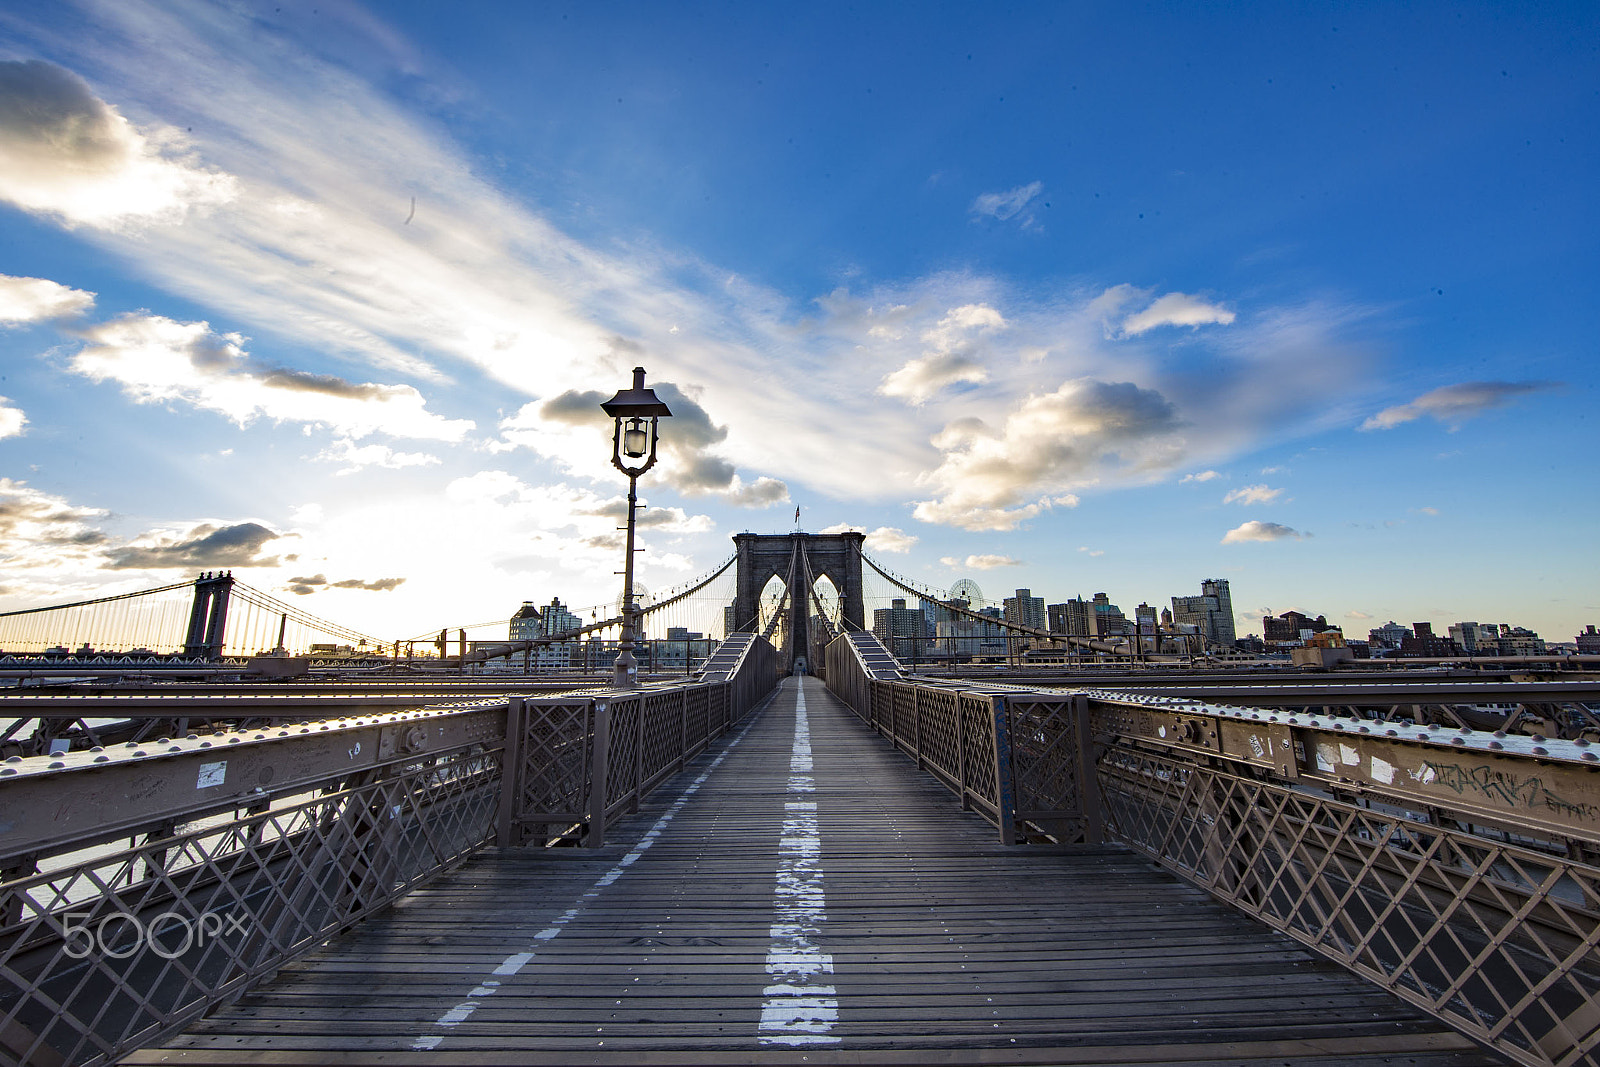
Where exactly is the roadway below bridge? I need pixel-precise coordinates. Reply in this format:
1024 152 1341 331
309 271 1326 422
125 676 1500 1066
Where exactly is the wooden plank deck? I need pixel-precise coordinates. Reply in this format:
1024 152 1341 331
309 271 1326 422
124 677 1504 1065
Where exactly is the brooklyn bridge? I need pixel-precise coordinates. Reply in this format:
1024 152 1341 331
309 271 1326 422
0 531 1596 1066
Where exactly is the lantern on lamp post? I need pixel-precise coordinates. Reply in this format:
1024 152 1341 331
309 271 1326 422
600 367 672 688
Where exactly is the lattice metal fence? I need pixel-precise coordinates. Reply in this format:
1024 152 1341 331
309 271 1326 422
1098 739 1600 1067
0 742 500 1067
501 633 778 848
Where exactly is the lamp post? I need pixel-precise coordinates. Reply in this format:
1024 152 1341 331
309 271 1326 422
601 366 672 688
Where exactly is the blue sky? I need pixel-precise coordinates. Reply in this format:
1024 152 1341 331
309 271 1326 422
0 0 1595 643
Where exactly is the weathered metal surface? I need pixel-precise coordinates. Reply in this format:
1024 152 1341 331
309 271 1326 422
0 705 507 858
1098 740 1599 1067
1088 695 1600 844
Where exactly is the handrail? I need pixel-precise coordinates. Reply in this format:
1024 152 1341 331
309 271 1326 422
0 642 779 1066
823 638 1600 1067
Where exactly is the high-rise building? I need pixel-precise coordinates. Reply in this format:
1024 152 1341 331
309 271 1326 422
1002 588 1047 631
1090 593 1129 637
1171 578 1235 650
1048 598 1092 637
1262 610 1335 649
1448 621 1494 653
1368 621 1410 651
873 597 928 658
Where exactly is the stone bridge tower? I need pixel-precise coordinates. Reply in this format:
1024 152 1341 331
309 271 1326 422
731 531 865 669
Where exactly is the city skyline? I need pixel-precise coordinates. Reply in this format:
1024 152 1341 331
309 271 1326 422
1 2 1596 642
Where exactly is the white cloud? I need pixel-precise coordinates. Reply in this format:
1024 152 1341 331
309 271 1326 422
69 313 473 440
1415 506 1439 516
819 523 917 553
1077 545 1104 557
912 378 1179 530
970 181 1041 223
1223 484 1283 506
939 553 1022 570
1360 381 1555 431
314 438 441 475
0 10 1386 545
879 304 1004 404
1221 520 1306 544
0 60 236 228
1121 292 1235 336
0 479 110 573
0 397 26 439
1180 470 1220 483
0 273 95 323
1346 610 1373 620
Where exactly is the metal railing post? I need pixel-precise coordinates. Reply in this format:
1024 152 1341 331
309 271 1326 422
495 698 525 847
1074 693 1103 843
991 696 1017 845
585 699 610 847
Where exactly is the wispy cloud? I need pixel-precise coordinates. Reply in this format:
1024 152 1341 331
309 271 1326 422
940 553 1023 570
1222 520 1306 544
1346 610 1373 620
1121 291 1235 336
970 181 1042 224
1360 381 1556 431
1223 484 1283 506
1180 470 1221 483
314 438 441 475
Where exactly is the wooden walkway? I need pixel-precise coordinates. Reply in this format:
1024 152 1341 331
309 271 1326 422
125 677 1503 1065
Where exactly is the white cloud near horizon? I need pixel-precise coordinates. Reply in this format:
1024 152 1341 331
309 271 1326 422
0 59 236 228
1360 381 1555 431
1222 520 1306 543
0 273 96 323
940 553 1022 570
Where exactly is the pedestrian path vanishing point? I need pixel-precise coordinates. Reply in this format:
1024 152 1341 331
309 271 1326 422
126 677 1503 1066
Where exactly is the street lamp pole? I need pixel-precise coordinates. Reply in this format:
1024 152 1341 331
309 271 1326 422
601 367 673 689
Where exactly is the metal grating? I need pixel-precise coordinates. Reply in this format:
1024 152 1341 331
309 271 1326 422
1098 739 1600 1067
0 745 499 1067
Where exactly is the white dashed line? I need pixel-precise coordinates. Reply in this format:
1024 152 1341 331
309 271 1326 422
758 682 841 1046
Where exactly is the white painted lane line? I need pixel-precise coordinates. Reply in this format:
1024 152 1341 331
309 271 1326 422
759 681 842 1046
410 701 769 1052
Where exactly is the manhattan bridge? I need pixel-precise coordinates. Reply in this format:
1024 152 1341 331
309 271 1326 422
0 528 1597 1066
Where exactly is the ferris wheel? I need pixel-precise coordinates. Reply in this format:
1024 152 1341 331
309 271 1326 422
948 578 984 609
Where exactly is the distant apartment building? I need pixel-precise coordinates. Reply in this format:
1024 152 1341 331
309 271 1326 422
1447 621 1497 653
1171 578 1235 650
1367 620 1410 651
1578 625 1600 655
1048 598 1092 637
1494 626 1545 656
873 597 929 658
1398 622 1463 658
1002 588 1047 632
510 601 542 641
1090 593 1130 637
1262 610 1336 649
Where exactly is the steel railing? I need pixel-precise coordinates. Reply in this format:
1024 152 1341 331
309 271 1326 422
822 630 1600 1067
0 633 778 1066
